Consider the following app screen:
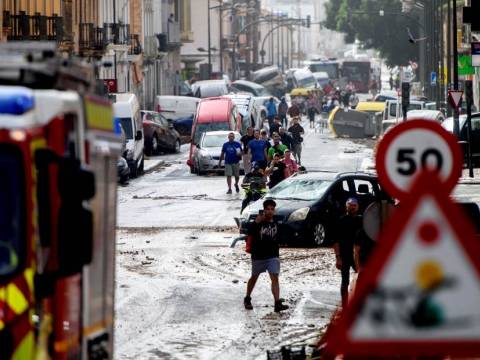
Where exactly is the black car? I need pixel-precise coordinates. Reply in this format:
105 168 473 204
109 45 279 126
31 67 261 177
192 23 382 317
442 112 480 165
238 171 390 246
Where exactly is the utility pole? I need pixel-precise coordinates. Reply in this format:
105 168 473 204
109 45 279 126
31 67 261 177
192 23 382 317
297 0 301 67
447 0 452 117
219 0 223 74
452 0 460 137
207 0 212 79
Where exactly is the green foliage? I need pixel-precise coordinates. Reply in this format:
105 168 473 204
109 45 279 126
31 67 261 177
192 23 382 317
323 0 419 66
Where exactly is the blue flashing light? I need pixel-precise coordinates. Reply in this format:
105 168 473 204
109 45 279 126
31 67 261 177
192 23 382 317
0 87 35 115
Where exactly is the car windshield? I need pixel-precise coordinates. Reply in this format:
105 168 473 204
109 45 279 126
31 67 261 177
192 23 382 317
194 123 230 144
202 134 238 147
297 76 317 88
267 178 333 201
119 117 133 139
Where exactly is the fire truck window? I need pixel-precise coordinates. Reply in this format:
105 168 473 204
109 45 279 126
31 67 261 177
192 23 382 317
0 146 24 277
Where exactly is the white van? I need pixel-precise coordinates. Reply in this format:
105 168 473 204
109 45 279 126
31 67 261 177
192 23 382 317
154 95 200 121
113 93 144 177
383 99 427 121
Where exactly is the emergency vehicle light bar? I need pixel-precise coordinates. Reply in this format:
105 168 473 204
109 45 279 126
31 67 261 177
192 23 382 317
0 87 34 115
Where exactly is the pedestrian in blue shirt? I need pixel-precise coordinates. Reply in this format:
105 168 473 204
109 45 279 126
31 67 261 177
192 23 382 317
248 129 268 169
266 97 277 128
219 132 242 194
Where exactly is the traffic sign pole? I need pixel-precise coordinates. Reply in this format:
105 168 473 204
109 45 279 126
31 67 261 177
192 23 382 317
466 80 474 178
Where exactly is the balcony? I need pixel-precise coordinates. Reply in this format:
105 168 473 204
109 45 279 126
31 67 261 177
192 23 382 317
79 23 106 53
103 23 130 46
3 11 63 41
129 34 142 55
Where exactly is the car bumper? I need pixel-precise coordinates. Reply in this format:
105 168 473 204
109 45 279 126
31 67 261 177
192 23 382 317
198 158 244 172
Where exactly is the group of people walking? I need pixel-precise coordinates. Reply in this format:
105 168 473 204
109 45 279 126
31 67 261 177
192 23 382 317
219 116 305 195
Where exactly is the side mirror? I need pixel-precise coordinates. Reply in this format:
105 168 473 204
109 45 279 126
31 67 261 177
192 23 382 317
135 130 143 141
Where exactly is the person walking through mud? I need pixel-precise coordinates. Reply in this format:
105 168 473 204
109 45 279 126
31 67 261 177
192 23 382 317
288 117 305 165
278 97 289 127
240 127 255 173
218 132 242 194
244 199 289 313
333 197 363 308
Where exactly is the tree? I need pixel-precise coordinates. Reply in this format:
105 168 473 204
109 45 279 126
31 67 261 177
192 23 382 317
323 0 419 66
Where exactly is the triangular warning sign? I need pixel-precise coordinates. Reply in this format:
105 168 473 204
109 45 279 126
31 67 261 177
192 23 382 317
448 90 464 109
326 173 480 358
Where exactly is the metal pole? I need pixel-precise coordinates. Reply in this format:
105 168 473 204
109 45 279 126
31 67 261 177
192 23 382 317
440 0 445 107
276 15 280 67
219 1 223 74
466 80 474 177
208 0 212 79
452 0 460 137
281 20 285 72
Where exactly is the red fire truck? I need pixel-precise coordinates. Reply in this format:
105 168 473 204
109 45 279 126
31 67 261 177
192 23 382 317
0 43 120 359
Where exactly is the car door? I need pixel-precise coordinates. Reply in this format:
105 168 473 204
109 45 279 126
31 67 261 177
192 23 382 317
470 116 480 158
158 114 175 148
321 179 352 228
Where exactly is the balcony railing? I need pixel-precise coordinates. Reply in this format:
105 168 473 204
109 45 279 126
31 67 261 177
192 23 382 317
79 23 106 52
3 11 63 41
129 34 142 55
103 23 130 46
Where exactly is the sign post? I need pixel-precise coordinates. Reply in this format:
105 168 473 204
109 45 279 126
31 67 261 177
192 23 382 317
326 120 480 359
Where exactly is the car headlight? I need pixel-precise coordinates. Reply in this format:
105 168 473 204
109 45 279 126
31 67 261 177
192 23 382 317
288 207 310 222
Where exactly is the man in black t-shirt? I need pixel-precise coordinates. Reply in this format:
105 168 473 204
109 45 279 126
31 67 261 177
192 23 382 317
333 197 362 308
244 199 289 312
265 153 288 189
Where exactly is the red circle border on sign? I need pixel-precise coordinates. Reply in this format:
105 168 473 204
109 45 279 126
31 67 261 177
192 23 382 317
376 119 463 200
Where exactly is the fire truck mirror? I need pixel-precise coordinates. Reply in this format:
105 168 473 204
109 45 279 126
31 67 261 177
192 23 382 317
57 160 96 276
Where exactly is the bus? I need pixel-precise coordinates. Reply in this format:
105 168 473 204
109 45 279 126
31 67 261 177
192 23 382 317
307 60 340 83
341 60 371 93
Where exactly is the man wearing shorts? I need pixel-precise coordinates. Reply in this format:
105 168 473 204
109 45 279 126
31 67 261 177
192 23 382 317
244 199 289 312
219 132 242 194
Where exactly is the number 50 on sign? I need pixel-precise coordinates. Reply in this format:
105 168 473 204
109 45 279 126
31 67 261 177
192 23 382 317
376 120 462 200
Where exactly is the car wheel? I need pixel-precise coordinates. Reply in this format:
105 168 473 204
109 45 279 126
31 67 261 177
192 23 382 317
130 159 138 178
138 157 144 175
173 139 181 153
311 222 327 247
151 134 159 155
196 160 204 176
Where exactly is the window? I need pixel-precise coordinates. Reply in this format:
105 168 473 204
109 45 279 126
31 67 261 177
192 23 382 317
119 117 134 139
0 145 25 278
353 179 374 195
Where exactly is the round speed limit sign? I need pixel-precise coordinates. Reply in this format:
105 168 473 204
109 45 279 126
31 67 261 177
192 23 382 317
376 120 462 199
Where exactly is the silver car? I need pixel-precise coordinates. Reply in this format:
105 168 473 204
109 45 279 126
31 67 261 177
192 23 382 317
192 130 244 175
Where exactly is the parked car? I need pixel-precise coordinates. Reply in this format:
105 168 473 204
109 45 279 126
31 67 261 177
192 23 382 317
113 93 144 177
238 171 390 246
191 80 229 98
187 97 242 172
442 112 480 165
154 95 200 121
192 130 243 175
230 80 272 97
173 115 194 143
253 96 280 125
251 66 286 98
141 110 182 155
223 93 260 132
285 68 318 92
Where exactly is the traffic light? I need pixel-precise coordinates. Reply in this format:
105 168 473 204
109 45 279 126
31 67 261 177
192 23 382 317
465 80 473 106
401 82 410 107
306 15 311 28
